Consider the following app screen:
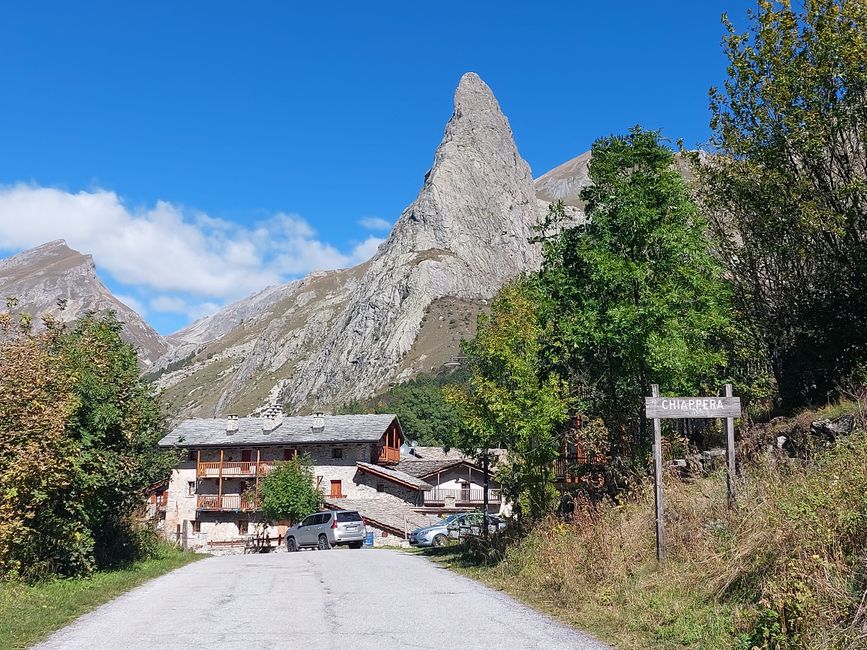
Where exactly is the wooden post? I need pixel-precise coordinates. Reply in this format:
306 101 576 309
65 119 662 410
218 449 224 509
725 383 737 508
482 449 489 541
255 448 261 502
652 384 665 562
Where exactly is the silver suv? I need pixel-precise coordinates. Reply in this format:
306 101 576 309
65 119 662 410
285 510 366 551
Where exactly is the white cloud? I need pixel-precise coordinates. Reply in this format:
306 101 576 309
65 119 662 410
115 294 147 317
0 184 383 317
150 295 221 320
359 216 391 231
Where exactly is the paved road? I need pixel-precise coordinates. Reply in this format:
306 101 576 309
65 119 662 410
36 549 607 650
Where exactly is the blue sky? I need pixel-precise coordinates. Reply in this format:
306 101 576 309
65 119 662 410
0 1 754 334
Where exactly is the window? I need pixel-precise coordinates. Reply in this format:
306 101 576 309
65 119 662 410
336 511 362 523
332 447 343 459
188 450 196 461
330 480 343 498
376 483 385 493
301 514 317 527
187 481 196 496
283 448 297 460
238 520 249 535
191 520 201 533
241 449 252 462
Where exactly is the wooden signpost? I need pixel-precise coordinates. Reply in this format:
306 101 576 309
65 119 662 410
645 384 741 562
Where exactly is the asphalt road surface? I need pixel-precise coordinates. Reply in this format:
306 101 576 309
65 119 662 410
36 549 608 650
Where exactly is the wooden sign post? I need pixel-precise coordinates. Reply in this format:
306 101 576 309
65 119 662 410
645 384 741 562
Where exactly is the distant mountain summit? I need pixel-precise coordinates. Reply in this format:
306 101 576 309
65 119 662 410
0 240 166 364
534 150 592 208
154 72 549 416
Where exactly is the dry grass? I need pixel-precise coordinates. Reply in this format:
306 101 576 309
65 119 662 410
435 424 867 649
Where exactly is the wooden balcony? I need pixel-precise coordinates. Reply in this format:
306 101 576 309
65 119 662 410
197 461 274 479
423 488 501 505
196 494 258 512
375 446 400 465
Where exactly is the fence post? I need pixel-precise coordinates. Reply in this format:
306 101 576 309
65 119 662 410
725 383 737 508
652 384 665 562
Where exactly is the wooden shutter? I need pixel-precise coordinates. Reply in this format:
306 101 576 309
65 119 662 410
330 480 342 498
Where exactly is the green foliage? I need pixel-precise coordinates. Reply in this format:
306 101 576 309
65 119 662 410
698 0 867 408
339 368 468 448
446 279 570 520
0 311 176 580
258 455 321 524
536 127 730 452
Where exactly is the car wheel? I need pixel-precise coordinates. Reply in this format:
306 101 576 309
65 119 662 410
348 541 363 549
317 534 331 550
433 533 447 547
286 537 297 552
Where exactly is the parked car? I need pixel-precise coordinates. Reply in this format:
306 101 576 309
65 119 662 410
285 510 366 551
408 514 461 548
447 512 506 540
409 512 506 547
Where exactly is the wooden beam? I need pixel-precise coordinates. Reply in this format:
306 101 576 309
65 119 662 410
218 448 224 507
256 448 261 493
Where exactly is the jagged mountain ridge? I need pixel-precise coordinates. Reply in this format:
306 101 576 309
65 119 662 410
0 240 167 364
155 72 547 417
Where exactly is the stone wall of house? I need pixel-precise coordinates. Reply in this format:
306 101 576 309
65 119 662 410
353 471 423 505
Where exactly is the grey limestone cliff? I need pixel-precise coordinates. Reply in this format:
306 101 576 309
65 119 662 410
155 72 546 416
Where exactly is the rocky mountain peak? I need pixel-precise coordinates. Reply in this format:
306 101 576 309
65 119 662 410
0 241 167 365
155 72 547 416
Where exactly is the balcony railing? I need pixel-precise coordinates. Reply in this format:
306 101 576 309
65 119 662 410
196 494 258 511
423 488 501 505
197 461 275 479
375 447 400 465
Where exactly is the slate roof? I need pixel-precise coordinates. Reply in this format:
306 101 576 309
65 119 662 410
393 459 467 479
356 462 434 491
400 446 468 462
157 414 399 448
324 497 439 537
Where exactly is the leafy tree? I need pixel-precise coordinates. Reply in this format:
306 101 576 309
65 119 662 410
536 128 730 454
0 310 175 580
339 369 467 448
258 455 321 524
446 279 569 520
696 0 867 408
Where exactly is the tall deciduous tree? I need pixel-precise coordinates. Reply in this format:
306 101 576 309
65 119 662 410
697 0 867 407
537 128 730 454
446 279 569 520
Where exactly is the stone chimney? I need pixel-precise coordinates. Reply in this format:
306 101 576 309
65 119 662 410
262 406 284 433
311 412 325 433
226 414 239 434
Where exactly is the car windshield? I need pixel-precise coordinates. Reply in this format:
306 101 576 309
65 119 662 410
439 515 460 526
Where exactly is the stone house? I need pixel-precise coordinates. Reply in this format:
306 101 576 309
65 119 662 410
157 412 452 550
